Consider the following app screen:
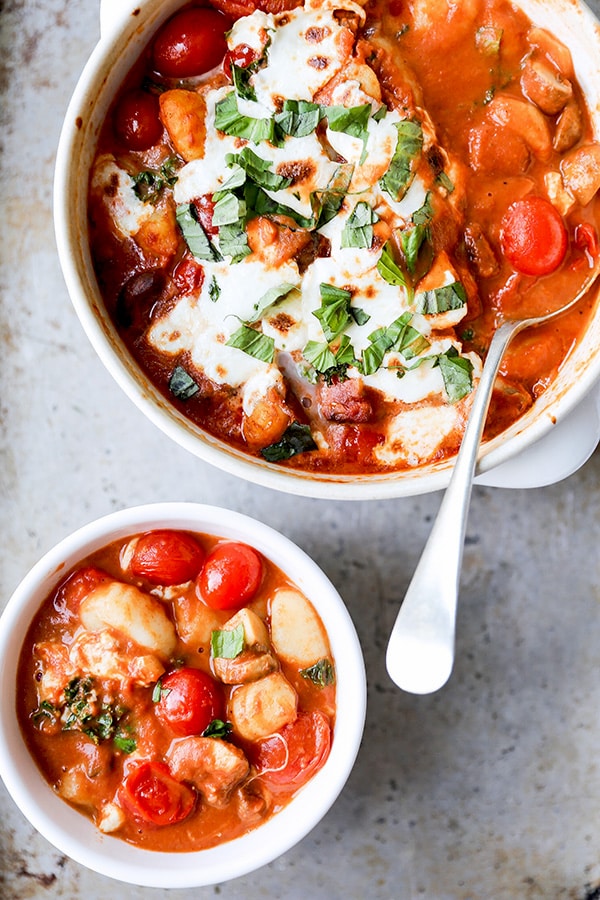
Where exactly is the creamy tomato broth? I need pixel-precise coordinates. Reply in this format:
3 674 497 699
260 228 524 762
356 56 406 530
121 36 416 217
17 529 335 851
87 0 600 474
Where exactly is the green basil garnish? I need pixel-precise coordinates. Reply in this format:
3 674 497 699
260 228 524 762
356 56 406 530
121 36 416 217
300 658 336 687
176 203 222 262
275 99 322 138
436 346 474 403
226 323 275 362
313 283 353 341
415 282 467 315
380 119 423 202
214 91 275 144
169 365 199 401
211 624 245 659
226 147 293 192
341 201 379 249
203 719 233 740
261 422 317 462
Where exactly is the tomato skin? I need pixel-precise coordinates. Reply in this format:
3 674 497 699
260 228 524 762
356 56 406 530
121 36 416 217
223 44 260 81
120 761 195 826
155 667 224 736
251 711 332 788
56 566 111 612
173 257 205 295
574 222 600 259
113 90 163 151
152 7 230 78
192 195 218 236
130 530 205 585
500 196 568 276
197 542 263 610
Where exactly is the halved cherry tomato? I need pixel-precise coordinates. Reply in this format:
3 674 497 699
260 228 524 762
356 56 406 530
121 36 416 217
113 89 163 151
120 761 195 826
56 566 111 612
192 195 218 236
251 711 332 788
152 7 230 78
130 530 205 585
500 196 568 276
155 667 224 736
196 542 263 610
223 44 260 81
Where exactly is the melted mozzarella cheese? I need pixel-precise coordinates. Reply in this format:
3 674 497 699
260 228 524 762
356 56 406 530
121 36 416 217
251 8 351 106
91 154 154 237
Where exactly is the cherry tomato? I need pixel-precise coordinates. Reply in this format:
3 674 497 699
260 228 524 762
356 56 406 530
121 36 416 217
152 7 230 78
173 257 205 295
500 196 568 277
130 530 205 585
56 566 111 612
155 667 224 736
223 44 260 81
251 711 332 787
120 761 195 826
197 542 263 610
192 195 218 236
113 89 163 151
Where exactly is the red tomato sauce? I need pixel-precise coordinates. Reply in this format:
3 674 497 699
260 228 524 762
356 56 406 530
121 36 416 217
17 530 336 851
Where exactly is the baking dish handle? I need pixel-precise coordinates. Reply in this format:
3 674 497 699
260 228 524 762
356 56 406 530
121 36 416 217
100 0 145 42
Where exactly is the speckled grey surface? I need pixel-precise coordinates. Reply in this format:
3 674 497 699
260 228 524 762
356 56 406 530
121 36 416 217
2 2 600 899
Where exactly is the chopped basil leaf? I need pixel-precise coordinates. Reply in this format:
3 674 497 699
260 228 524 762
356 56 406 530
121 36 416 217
305 334 357 381
372 103 388 122
209 275 221 303
226 323 275 362
176 203 222 262
415 281 467 314
312 163 354 229
400 223 429 275
253 282 298 318
232 62 257 102
380 119 423 201
213 164 247 201
341 201 379 249
211 624 245 659
152 678 171 703
300 658 336 687
227 147 293 192
411 192 434 226
360 313 429 375
437 347 473 403
261 422 317 461
245 182 314 229
218 220 251 263
169 365 199 400
31 699 57 725
304 339 337 373
113 734 137 754
313 283 353 341
351 306 370 326
377 240 408 288
61 677 132 747
132 157 180 203
214 91 275 143
324 103 372 162
275 99 322 138
436 171 455 193
212 191 246 227
203 719 233 740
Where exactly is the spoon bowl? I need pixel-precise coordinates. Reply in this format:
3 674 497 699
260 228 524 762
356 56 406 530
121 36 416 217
386 262 600 694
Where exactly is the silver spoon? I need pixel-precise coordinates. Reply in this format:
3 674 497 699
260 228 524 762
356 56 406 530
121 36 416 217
386 263 600 695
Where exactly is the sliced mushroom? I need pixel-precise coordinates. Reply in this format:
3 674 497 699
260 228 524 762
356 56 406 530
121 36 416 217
487 94 552 161
561 143 600 206
520 55 572 115
553 99 583 154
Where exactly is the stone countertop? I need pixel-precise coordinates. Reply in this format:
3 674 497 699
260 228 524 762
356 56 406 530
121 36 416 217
2 2 600 898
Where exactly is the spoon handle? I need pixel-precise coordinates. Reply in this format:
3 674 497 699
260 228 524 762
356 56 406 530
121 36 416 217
385 320 521 694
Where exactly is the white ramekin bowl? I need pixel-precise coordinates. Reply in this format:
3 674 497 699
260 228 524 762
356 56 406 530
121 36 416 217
54 0 600 500
0 503 366 888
